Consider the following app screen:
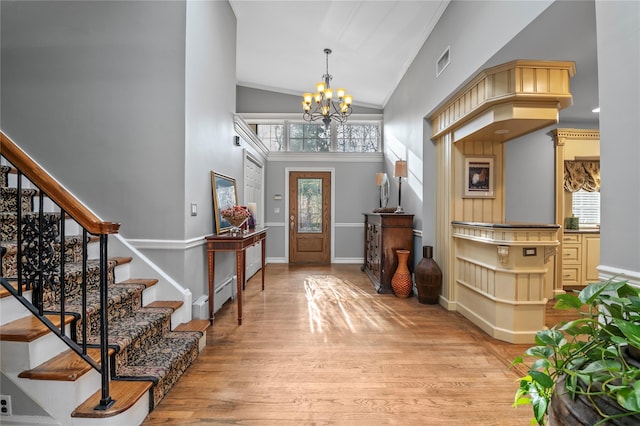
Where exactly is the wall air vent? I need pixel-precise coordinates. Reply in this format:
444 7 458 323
436 46 450 77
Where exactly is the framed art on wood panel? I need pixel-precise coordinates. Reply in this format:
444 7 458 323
463 156 495 198
211 171 238 234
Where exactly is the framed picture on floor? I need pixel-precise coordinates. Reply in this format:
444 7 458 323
463 156 494 198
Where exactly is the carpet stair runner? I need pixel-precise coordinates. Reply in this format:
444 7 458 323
0 164 208 420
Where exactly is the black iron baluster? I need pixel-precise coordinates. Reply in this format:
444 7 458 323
96 234 114 410
37 191 44 316
59 207 65 337
81 228 88 355
16 170 24 295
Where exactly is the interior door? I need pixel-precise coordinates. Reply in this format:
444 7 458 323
243 150 263 279
288 171 331 264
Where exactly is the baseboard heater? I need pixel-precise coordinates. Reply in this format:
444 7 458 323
192 276 236 320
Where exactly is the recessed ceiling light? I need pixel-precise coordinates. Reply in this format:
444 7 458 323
592 107 600 113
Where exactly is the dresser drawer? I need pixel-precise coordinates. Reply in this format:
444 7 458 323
563 234 581 243
563 244 581 263
561 265 582 286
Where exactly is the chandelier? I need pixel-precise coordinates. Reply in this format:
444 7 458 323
302 48 353 128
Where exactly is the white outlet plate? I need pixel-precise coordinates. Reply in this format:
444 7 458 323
0 394 12 416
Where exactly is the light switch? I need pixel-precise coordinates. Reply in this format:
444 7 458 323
274 208 280 213
191 203 197 216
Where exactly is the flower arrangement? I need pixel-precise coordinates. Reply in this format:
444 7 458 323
221 205 250 227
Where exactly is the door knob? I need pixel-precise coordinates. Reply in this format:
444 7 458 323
290 215 295 230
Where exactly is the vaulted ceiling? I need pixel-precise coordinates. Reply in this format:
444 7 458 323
230 0 450 108
231 0 599 124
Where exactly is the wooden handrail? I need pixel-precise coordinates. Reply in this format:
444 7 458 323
0 131 120 235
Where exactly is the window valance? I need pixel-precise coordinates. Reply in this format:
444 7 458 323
564 160 600 192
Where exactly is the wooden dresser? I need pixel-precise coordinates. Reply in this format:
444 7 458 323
362 213 414 293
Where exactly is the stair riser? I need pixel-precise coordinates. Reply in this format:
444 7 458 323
1 370 149 426
111 311 172 370
1 187 38 213
2 237 89 278
0 165 9 187
0 289 31 325
1 332 70 372
0 212 63 241
0 214 83 242
66 285 145 338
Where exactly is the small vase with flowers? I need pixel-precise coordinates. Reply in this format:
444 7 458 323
221 206 251 236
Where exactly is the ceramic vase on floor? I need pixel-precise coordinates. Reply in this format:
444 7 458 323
415 245 442 304
391 249 413 298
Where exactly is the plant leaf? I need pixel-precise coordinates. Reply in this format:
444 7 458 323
615 386 640 412
530 370 554 389
536 329 565 348
580 359 621 374
579 281 611 304
613 318 640 348
554 293 583 309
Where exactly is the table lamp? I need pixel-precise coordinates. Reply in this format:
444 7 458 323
394 160 407 213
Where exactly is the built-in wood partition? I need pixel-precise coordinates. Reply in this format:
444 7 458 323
428 60 575 342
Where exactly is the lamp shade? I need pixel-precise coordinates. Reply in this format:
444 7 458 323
376 172 386 186
394 160 408 178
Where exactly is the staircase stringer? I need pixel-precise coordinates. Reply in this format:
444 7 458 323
108 234 192 327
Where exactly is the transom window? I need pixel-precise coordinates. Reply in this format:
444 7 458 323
250 119 381 153
289 123 331 152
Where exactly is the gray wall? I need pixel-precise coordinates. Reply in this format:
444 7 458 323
237 85 382 114
1 1 240 298
383 0 554 247
596 0 640 274
505 121 599 224
1 0 187 240
264 158 383 261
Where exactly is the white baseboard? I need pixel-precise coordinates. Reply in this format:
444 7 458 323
598 264 640 286
0 415 60 425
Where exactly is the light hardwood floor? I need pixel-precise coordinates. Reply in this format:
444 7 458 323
142 264 541 425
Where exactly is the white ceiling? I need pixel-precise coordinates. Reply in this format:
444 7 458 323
230 0 450 108
231 0 599 123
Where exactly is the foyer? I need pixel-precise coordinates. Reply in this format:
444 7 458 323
142 264 544 425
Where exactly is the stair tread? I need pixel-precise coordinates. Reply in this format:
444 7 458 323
71 379 153 419
146 300 183 311
175 319 210 333
0 278 22 299
119 278 159 288
18 347 116 381
113 256 133 265
0 314 75 342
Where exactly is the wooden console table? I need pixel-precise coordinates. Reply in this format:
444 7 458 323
205 227 267 325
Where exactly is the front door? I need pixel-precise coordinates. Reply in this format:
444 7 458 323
288 171 331 264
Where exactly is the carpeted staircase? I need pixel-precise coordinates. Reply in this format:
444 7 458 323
0 162 207 423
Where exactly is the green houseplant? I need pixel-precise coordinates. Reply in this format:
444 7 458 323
513 279 640 425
